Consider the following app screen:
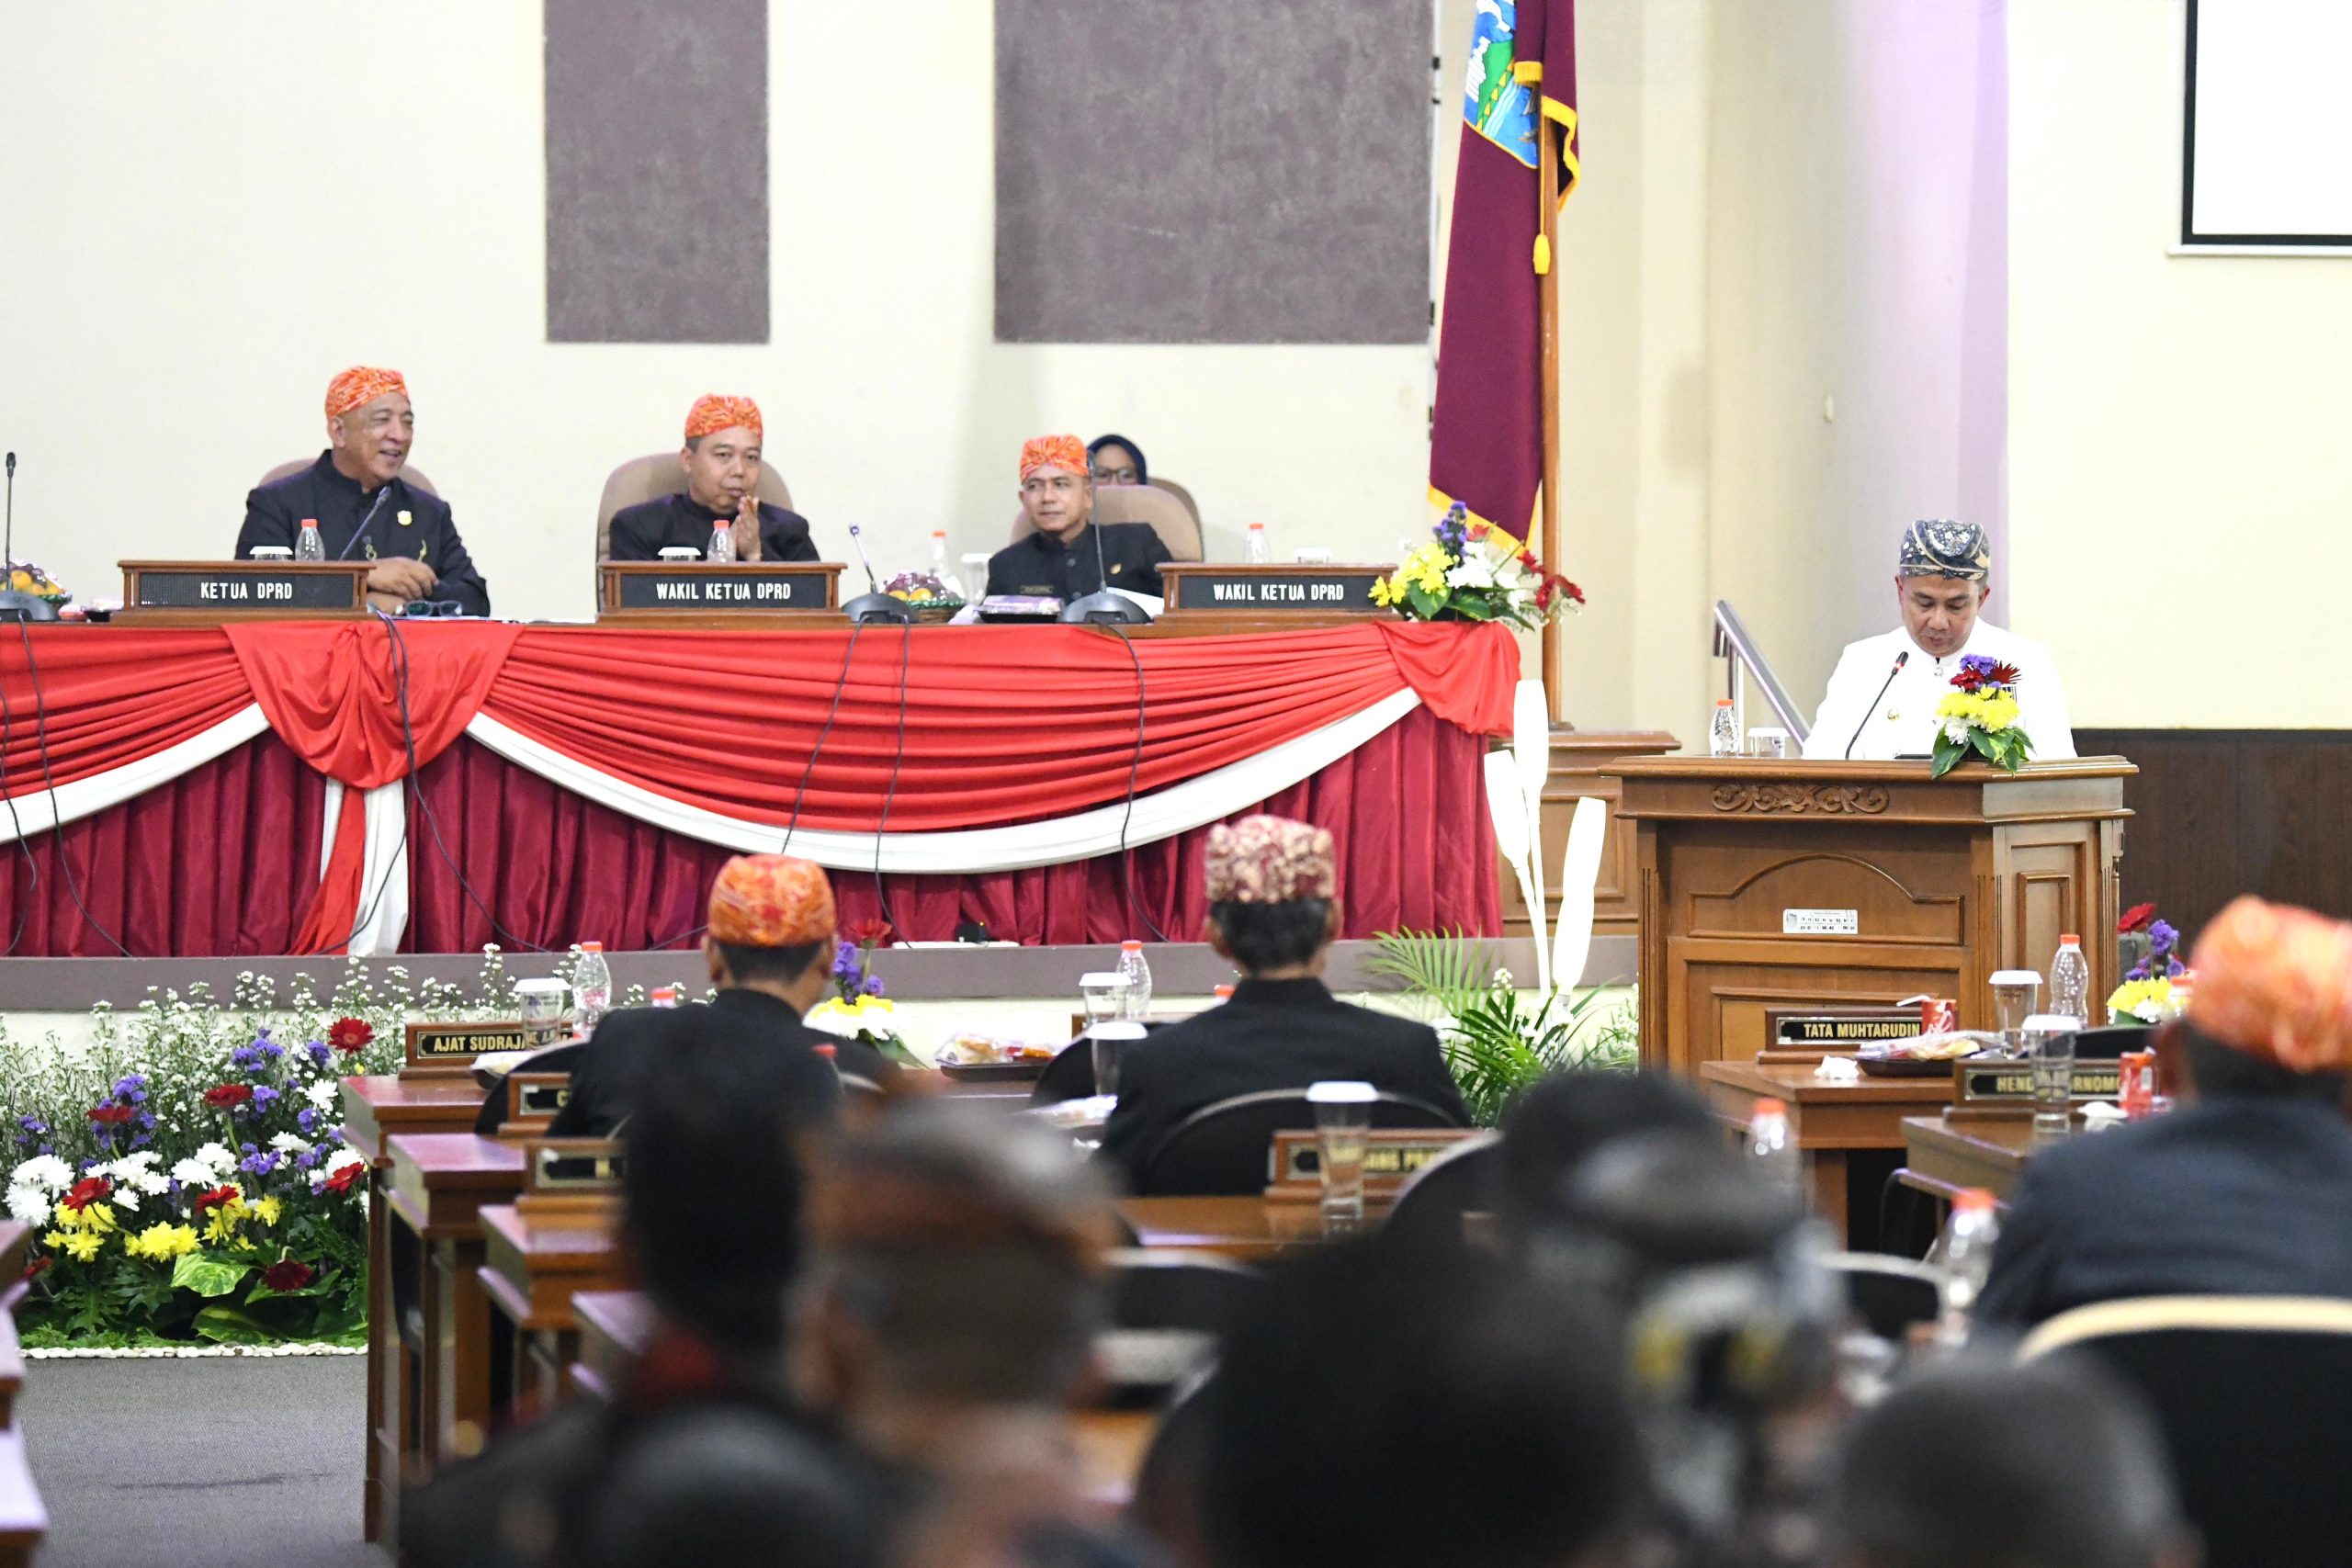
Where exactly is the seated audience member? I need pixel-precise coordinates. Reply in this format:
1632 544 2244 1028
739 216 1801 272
1087 434 1148 488
985 434 1170 600
575 1408 882 1568
1495 1069 1719 1251
1829 1357 2191 1568
1098 815 1468 1187
550 853 854 1138
791 1102 1127 1564
237 366 492 615
605 394 820 563
1977 895 2352 1327
1201 1232 1640 1568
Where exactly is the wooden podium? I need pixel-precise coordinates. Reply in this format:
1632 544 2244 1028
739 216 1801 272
1607 758 2134 1077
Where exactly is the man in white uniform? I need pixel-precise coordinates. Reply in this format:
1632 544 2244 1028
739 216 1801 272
1804 520 2076 761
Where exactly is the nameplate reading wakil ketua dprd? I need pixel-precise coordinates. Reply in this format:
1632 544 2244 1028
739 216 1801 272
598 561 842 615
1159 563 1389 614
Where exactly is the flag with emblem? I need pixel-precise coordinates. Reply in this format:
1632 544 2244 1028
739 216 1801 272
1429 0 1578 533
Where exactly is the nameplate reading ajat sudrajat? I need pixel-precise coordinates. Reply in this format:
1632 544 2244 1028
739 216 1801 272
1159 565 1389 613
403 1020 535 1070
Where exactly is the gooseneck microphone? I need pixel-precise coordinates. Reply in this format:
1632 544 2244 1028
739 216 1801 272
337 485 393 560
1844 649 1909 760
0 451 60 624
1057 518 1151 626
841 524 916 625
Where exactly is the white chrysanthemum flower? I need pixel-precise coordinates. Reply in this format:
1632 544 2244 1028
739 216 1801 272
1446 556 1497 591
304 1080 341 1112
193 1142 235 1174
1942 718 1973 744
170 1156 214 1188
6 1186 51 1226
9 1155 73 1193
101 1151 170 1196
322 1149 367 1179
111 1186 141 1212
270 1132 311 1156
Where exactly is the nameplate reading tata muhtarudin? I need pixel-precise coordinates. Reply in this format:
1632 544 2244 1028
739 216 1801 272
1160 565 1389 613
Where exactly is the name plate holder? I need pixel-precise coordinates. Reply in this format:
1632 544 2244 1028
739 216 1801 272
519 1137 625 1215
503 1073 573 1136
401 1019 538 1079
117 560 371 624
1955 1059 2122 1105
1157 562 1396 634
597 561 844 621
1264 1128 1479 1203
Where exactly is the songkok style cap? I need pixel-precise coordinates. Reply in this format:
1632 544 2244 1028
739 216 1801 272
1897 519 1991 582
2187 896 2352 1073
325 367 408 421
1020 434 1089 484
1204 814 1338 905
707 853 835 947
685 394 763 443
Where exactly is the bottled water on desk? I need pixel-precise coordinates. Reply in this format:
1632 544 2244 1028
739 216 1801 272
1709 699 1740 757
1747 1098 1799 1191
707 520 735 563
1115 940 1153 1021
1935 1189 2000 1346
1245 523 1271 563
2050 934 2090 1023
932 530 963 597
571 942 612 1036
297 519 324 562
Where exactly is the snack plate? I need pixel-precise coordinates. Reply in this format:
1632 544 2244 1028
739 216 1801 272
938 1057 1049 1083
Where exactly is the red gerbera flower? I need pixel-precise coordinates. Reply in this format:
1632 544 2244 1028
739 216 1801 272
86 1103 136 1126
192 1184 241 1214
22 1256 51 1282
322 1164 364 1197
261 1259 315 1292
61 1176 112 1212
843 919 894 948
202 1084 254 1111
1984 660 2020 686
327 1017 375 1055
2119 902 2158 935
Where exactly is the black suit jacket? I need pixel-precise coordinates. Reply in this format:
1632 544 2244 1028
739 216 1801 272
985 522 1170 599
547 989 843 1139
1976 1096 2352 1328
606 493 820 563
236 453 491 616
1097 976 1469 1189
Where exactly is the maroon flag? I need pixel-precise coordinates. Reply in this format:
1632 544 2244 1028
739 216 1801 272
1429 0 1579 534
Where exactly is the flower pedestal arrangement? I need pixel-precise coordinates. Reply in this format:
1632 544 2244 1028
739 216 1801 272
1372 504 1584 629
2108 905 2190 1026
802 922 924 1071
1929 657 2034 778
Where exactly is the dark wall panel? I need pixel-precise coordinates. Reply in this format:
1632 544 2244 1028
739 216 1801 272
545 0 769 344
996 0 1432 344
2080 729 2352 946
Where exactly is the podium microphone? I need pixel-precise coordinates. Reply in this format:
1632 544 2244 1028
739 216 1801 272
0 452 60 624
1844 649 1907 759
1058 516 1151 626
841 524 916 625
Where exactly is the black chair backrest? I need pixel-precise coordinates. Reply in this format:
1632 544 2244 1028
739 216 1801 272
1029 1040 1096 1105
1381 1132 1501 1246
471 1042 584 1135
2069 1025 2148 1061
1823 1251 1942 1339
1136 1088 1465 1198
2025 1299 2352 1568
1106 1247 1263 1336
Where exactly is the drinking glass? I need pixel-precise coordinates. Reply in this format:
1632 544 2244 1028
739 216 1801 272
1747 728 1792 759
2021 1013 2080 1134
1089 1021 1146 1101
514 978 570 1049
1079 972 1128 1032
1307 1081 1377 1234
1990 971 2041 1055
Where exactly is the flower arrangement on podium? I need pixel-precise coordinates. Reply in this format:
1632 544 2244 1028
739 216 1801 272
804 920 922 1067
1371 503 1583 629
2108 905 2190 1024
1928 655 2034 778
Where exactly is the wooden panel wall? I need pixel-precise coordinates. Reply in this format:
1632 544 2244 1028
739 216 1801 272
2080 730 2352 943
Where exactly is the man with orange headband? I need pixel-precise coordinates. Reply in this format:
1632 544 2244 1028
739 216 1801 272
1976 895 2352 1327
983 433 1170 601
550 853 849 1139
607 394 820 563
236 367 491 615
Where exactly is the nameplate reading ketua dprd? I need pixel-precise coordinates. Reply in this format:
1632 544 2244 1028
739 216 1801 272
1160 565 1389 613
119 560 368 617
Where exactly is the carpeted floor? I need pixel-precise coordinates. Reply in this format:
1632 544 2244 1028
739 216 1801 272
17 1355 388 1568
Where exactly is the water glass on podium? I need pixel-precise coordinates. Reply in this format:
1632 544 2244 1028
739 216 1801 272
1089 1021 1146 1101
1990 970 2042 1055
514 978 570 1049
1307 1080 1377 1234
1079 972 1128 1031
2021 1013 2081 1134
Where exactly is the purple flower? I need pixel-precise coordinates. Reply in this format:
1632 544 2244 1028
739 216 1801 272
130 1132 152 1150
232 1045 263 1071
259 1040 284 1063
863 975 886 998
296 1148 322 1169
830 942 860 980
297 1108 318 1135
305 1041 333 1070
2148 919 2179 955
251 1085 280 1112
238 1149 281 1178
111 1074 148 1103
1959 654 1998 678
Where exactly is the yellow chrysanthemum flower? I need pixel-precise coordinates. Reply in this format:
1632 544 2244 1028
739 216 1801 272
46 1226 105 1262
250 1196 283 1227
125 1222 201 1261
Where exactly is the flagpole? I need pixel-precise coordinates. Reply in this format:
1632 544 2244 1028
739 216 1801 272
1536 115 1564 726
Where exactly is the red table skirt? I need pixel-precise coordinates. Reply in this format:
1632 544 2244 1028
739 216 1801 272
0 714 1498 955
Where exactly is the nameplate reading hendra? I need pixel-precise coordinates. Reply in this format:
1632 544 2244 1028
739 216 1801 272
1162 567 1388 614
1958 1062 2122 1103
613 569 830 610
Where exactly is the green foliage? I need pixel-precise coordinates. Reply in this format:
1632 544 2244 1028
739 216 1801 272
170 1250 252 1299
1369 931 1637 1126
1930 721 2035 779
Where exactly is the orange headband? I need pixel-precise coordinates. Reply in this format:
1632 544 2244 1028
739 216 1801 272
325 367 407 420
685 394 763 443
1020 434 1088 484
707 854 835 947
2187 896 2352 1073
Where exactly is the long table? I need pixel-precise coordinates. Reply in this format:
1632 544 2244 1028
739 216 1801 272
1699 1060 1956 1243
0 619 1512 955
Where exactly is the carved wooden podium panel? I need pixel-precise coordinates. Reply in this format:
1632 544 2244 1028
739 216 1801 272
1608 759 2133 1077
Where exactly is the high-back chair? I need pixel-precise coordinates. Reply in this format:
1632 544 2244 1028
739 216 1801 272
1381 1131 1502 1245
1009 481 1203 563
594 454 796 564
1135 1088 1466 1198
260 458 437 496
1822 1250 1943 1339
1148 477 1204 531
2021 1294 2352 1568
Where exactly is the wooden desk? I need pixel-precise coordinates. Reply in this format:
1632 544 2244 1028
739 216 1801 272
1900 1113 2048 1203
0 1427 43 1568
1700 1060 1954 1241
381 1134 526 1506
480 1201 628 1425
343 1076 484 1543
1117 1197 1353 1260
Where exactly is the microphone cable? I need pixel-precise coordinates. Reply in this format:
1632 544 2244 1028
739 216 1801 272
1103 624 1170 944
13 621 130 955
0 649 44 956
866 621 913 939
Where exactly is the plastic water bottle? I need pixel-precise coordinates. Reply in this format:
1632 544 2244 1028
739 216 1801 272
2050 934 2090 1026
1747 1099 1800 1191
707 519 735 563
1245 523 1271 564
297 518 324 562
1936 1189 2001 1346
1115 940 1153 1021
572 942 612 1036
931 530 962 597
1709 698 1740 757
